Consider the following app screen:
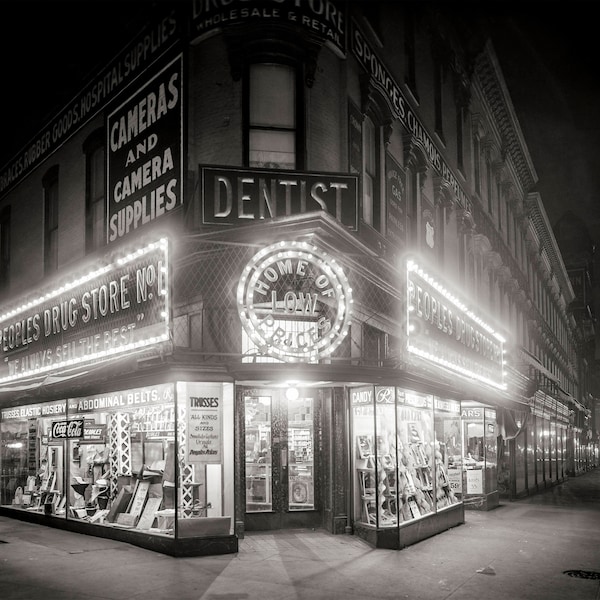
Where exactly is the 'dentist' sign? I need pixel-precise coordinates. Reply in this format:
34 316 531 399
201 166 358 230
0 238 170 383
237 240 353 362
406 259 506 390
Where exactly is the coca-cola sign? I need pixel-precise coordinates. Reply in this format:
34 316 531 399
51 419 84 439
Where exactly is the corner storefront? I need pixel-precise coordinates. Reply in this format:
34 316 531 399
0 237 237 556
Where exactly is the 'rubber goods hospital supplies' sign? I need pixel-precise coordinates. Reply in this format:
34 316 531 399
107 56 183 243
0 238 170 383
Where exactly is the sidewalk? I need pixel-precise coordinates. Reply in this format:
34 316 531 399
1 469 599 600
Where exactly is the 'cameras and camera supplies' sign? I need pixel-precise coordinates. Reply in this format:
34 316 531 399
107 56 183 243
0 238 171 383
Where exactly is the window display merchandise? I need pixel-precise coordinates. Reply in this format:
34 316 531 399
0 381 234 547
351 385 463 549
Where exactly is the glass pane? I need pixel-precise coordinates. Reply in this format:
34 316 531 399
397 390 436 521
484 408 497 493
288 394 314 510
250 64 295 128
249 129 295 170
92 198 105 249
375 387 397 527
90 147 105 200
245 395 272 512
433 397 462 502
0 400 67 515
351 386 376 526
363 173 373 225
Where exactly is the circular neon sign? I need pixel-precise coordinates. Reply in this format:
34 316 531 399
237 240 353 362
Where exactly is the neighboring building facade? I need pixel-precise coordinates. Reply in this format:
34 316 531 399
0 2 595 555
554 210 600 473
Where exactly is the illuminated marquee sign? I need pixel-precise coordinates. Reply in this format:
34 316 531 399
0 238 170 384
406 259 506 390
237 240 353 362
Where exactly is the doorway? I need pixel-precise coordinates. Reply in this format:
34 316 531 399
240 386 322 530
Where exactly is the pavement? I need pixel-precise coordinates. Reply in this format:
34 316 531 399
1 469 599 600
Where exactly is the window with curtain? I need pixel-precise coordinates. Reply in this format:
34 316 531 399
248 64 297 170
43 166 59 274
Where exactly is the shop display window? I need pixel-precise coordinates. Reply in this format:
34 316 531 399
433 397 462 502
461 403 497 502
0 400 67 512
484 408 497 492
351 386 460 530
0 382 234 539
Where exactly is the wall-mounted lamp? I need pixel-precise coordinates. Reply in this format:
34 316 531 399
285 385 300 401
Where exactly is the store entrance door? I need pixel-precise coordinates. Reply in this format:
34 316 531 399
242 387 322 531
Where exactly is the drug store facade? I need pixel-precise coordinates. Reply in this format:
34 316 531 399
0 2 586 555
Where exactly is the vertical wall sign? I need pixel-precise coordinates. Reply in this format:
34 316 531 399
107 55 183 243
385 154 406 250
186 383 223 464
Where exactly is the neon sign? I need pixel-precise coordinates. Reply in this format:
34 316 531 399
237 240 352 362
0 238 170 383
406 259 506 390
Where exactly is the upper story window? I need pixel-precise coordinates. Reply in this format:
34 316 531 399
496 180 502 231
43 166 59 275
456 106 464 172
433 59 445 143
247 63 299 170
84 131 106 253
404 9 418 101
486 158 493 214
473 134 481 196
362 116 381 230
0 206 10 295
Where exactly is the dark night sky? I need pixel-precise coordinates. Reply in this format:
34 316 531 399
1 1 599 242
